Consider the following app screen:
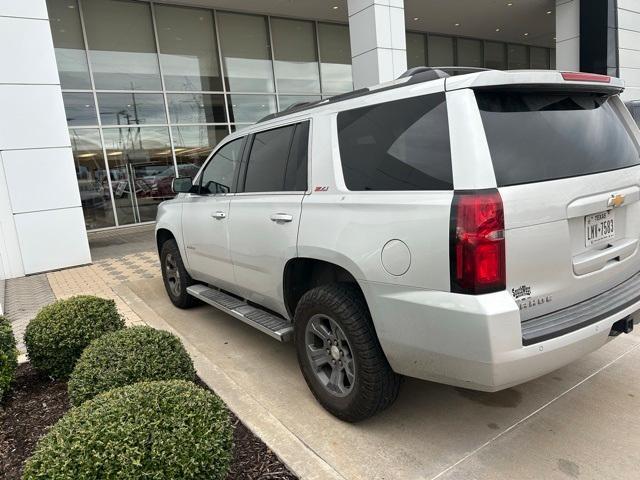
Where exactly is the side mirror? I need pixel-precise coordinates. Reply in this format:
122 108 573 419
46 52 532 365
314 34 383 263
172 177 193 194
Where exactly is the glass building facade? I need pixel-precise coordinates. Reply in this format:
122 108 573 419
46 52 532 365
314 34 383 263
48 0 554 231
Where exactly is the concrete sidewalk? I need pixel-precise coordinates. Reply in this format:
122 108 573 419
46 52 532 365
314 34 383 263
118 277 640 480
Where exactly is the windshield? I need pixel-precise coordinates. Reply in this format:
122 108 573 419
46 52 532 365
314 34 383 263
477 91 640 187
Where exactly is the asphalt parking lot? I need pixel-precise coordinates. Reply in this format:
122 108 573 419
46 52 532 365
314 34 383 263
118 277 640 480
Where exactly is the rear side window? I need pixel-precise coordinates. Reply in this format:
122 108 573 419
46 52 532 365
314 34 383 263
284 121 309 191
244 125 296 193
337 93 453 191
477 91 640 187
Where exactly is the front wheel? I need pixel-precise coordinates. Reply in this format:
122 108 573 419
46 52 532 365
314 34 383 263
160 239 198 309
294 283 400 422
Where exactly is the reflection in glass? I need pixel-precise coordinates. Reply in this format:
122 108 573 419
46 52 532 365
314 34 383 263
82 0 161 90
228 95 276 123
272 18 320 93
217 12 275 92
278 95 321 112
155 5 223 91
172 125 228 169
428 35 454 66
167 94 226 124
97 93 166 126
69 128 115 229
457 38 483 67
63 93 98 126
318 23 353 93
530 47 550 69
46 0 91 89
484 42 507 69
508 44 529 69
406 33 427 68
102 127 174 224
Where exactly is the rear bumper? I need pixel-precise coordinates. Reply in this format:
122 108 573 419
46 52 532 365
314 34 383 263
363 281 640 391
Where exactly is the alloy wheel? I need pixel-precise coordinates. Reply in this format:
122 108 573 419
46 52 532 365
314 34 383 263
305 314 355 397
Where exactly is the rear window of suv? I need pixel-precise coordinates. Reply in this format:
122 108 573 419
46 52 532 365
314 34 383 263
477 91 640 187
337 93 453 191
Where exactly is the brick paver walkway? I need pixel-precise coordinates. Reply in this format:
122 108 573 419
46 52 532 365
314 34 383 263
4 224 159 356
3 275 56 355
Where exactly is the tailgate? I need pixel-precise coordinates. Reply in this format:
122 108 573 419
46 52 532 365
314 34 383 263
476 88 640 320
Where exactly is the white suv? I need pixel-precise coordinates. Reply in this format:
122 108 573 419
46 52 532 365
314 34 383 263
156 68 640 422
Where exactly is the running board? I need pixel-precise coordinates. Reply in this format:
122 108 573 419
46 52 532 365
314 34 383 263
186 284 293 342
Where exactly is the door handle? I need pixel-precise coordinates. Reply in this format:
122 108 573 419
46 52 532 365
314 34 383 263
270 213 293 223
211 211 227 220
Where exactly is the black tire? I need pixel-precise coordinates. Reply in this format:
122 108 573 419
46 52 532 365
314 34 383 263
294 283 400 422
160 239 198 309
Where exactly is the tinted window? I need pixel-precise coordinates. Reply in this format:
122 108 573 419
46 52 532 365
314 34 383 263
285 122 310 191
477 91 640 187
337 93 453 191
244 125 295 192
200 138 244 194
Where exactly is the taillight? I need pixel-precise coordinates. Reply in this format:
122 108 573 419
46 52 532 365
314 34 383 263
561 72 611 83
450 189 506 295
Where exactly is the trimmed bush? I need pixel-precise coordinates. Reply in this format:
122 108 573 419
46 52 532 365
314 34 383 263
68 326 196 406
24 296 125 379
23 380 233 480
0 315 18 400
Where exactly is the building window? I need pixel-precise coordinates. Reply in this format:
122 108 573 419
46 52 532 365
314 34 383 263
217 12 275 93
82 0 162 90
484 41 507 69
69 128 115 229
172 125 228 168
318 23 353 94
406 32 427 68
97 93 167 126
530 47 550 69
428 35 454 66
155 4 223 92
457 38 483 68
508 44 530 69
271 18 321 94
101 126 174 225
167 94 226 124
47 0 91 89
63 93 98 126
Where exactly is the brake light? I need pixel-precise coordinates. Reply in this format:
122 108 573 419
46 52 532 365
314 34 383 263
450 190 506 294
561 72 611 83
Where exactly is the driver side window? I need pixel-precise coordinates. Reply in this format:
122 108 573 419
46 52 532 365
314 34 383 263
200 137 244 194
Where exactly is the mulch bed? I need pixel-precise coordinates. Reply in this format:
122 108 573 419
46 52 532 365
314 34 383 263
1 363 297 480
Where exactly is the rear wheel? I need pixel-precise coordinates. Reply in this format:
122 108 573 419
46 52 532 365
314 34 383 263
294 283 400 422
160 239 198 309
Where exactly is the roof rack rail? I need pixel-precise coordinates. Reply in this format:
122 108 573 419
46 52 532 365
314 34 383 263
256 66 491 123
398 66 492 79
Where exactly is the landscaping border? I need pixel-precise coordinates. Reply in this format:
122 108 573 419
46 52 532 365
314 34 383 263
114 283 345 480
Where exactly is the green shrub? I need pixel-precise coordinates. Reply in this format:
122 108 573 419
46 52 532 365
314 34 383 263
24 296 125 378
68 326 195 406
23 380 233 480
0 315 18 400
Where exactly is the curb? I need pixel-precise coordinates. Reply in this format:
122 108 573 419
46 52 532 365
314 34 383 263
113 282 345 480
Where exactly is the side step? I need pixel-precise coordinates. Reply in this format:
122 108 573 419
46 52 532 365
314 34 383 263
186 284 294 342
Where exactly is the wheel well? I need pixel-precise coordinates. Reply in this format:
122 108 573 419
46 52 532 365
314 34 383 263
283 258 364 319
156 228 175 255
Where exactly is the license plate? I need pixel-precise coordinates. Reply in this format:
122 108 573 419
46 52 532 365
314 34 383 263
585 210 615 247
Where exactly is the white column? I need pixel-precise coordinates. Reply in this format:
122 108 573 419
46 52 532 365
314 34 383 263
347 0 407 89
0 0 91 280
555 0 580 71
618 0 640 101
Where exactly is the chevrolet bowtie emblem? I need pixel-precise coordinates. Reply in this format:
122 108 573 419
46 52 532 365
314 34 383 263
608 194 625 208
